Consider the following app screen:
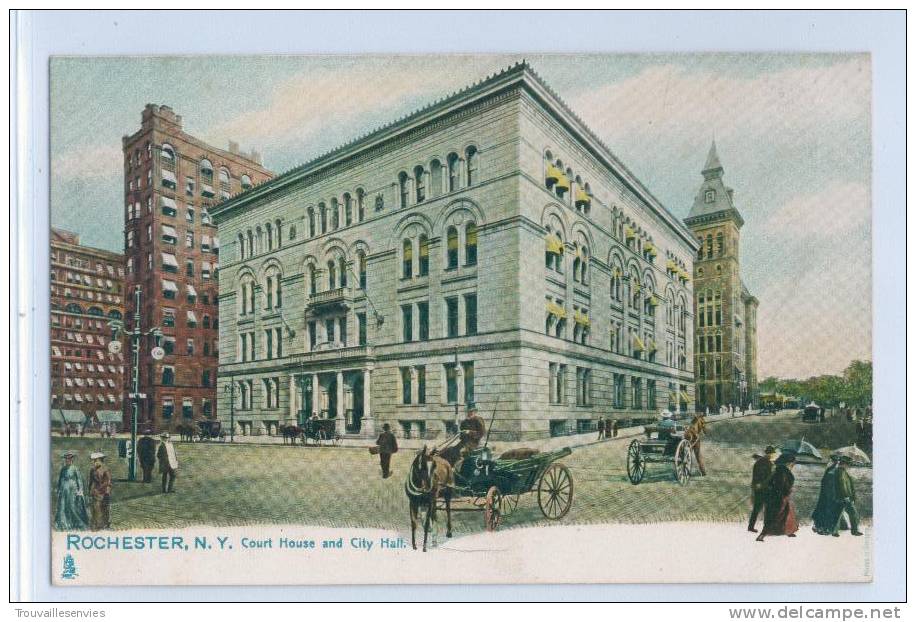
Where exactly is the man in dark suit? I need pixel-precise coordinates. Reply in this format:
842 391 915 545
136 429 157 484
376 423 398 479
596 417 606 440
748 445 778 532
459 402 487 451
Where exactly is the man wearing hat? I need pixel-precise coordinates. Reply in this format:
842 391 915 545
136 429 157 484
88 451 112 530
156 433 179 493
375 423 398 479
748 445 778 532
459 402 487 452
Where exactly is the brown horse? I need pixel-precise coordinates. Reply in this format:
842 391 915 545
280 425 304 445
684 415 707 475
405 445 454 552
175 423 198 442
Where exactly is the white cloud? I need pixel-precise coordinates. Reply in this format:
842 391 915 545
52 142 122 181
568 58 870 148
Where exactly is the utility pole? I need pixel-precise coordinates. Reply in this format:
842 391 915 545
110 285 161 482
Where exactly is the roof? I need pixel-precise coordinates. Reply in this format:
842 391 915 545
211 61 698 249
685 141 743 226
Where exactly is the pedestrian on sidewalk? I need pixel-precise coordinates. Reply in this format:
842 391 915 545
596 417 605 440
748 445 777 532
88 451 112 530
611 419 619 438
756 452 799 541
376 423 398 479
157 433 179 493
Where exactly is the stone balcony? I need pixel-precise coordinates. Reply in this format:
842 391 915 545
306 287 353 313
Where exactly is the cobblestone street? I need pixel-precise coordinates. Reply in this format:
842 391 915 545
51 411 871 535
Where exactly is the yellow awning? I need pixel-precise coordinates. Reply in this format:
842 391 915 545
545 234 563 255
546 164 562 184
644 242 655 254
546 300 567 319
466 225 477 246
633 335 646 351
632 281 641 294
669 392 678 402
625 226 635 240
649 295 660 306
419 239 429 258
666 259 677 272
648 339 657 352
447 233 459 250
575 187 591 207
679 391 692 403
554 172 570 192
574 311 590 326
612 267 621 278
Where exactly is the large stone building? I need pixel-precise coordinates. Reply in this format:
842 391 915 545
122 105 273 429
685 143 759 410
212 62 697 441
50 228 127 426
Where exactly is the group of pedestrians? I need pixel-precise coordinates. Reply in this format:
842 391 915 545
596 417 618 440
53 430 180 532
748 446 863 541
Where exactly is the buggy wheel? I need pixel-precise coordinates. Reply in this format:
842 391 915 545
332 433 341 447
317 429 328 447
627 440 645 485
501 494 520 517
538 463 573 520
484 486 502 531
674 439 693 486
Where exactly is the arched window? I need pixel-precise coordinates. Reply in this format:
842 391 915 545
418 234 429 276
200 159 213 183
255 226 263 255
357 251 367 290
610 268 622 302
356 189 366 222
308 207 316 237
247 230 254 258
446 226 459 270
238 275 256 315
161 143 175 162
237 233 245 259
447 153 460 192
87 306 104 317
275 219 282 248
330 198 340 230
240 174 252 190
219 167 230 185
706 234 713 257
402 239 413 279
398 172 410 208
465 223 477 267
266 223 273 251
339 257 347 288
327 260 337 290
414 166 426 203
579 247 589 284
108 310 122 320
308 265 318 295
716 232 724 255
465 146 478 186
65 303 82 314
429 159 442 197
545 228 563 273
289 224 297 240
343 193 353 226
319 202 327 234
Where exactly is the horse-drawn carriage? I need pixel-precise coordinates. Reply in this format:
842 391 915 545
197 420 225 442
452 445 574 531
282 418 341 446
626 419 695 485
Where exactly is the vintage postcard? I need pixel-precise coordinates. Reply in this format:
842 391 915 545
47 52 873 585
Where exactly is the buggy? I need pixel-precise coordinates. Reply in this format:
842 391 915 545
197 420 225 442
626 420 694 485
302 417 341 447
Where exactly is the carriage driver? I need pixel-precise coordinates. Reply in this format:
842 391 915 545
459 402 487 452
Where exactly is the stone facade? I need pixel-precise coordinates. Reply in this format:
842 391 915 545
50 228 127 424
685 143 759 410
121 104 273 430
211 63 697 441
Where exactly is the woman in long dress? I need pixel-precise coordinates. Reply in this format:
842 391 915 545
54 451 89 530
756 452 799 541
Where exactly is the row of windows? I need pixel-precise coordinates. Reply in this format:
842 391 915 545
156 395 215 420
401 222 477 279
51 252 123 278
162 336 218 357
398 146 478 209
402 293 477 343
159 366 216 389
543 151 594 216
52 393 122 405
401 361 475 406
238 220 284 260
697 357 724 379
156 143 254 191
306 191 367 239
52 286 122 306
697 231 726 260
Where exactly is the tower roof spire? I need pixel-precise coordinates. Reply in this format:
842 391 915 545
685 141 743 226
702 140 723 177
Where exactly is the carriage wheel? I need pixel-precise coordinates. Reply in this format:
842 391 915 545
501 494 520 518
674 439 693 486
317 429 328 447
538 463 573 520
484 486 502 531
331 433 341 447
627 440 645 485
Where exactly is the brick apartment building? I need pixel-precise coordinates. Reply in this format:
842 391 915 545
50 228 127 427
122 104 272 429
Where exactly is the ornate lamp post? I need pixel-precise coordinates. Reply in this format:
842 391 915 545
108 285 162 483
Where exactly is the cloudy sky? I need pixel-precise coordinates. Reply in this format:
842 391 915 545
50 54 871 379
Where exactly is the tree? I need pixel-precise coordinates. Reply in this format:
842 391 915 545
843 360 872 406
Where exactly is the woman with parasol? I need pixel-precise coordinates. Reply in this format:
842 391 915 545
54 450 90 530
756 451 799 542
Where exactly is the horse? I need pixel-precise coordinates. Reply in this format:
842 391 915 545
280 425 304 445
684 415 707 475
405 445 454 552
175 423 198 443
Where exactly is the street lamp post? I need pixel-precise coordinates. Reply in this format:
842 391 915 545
223 382 236 443
109 285 161 483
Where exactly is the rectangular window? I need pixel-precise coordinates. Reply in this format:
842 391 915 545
613 373 625 409
339 316 347 346
275 328 283 358
418 302 429 341
357 313 367 346
186 338 194 355
400 367 412 405
416 366 426 404
401 304 413 342
648 380 657 409
464 293 477 335
162 398 174 420
185 231 194 248
182 398 193 419
325 319 335 343
632 378 642 410
462 361 475 404
162 366 175 386
445 363 458 404
202 370 210 387
446 297 459 338
266 329 273 359
308 321 317 351
185 261 194 277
